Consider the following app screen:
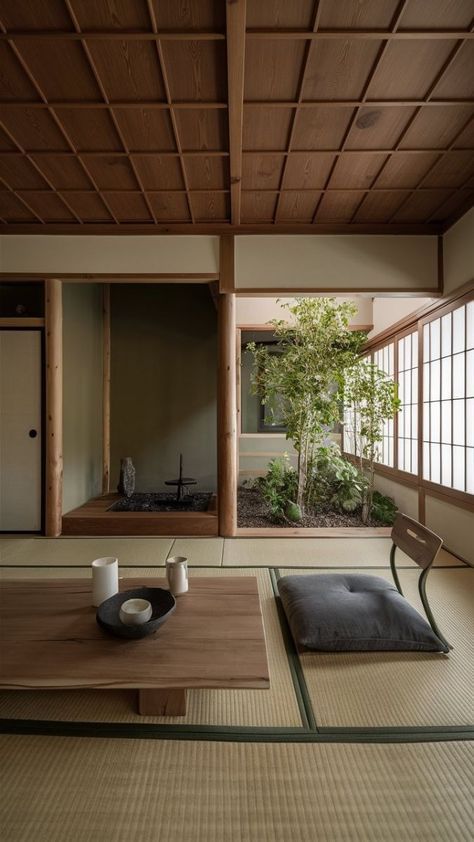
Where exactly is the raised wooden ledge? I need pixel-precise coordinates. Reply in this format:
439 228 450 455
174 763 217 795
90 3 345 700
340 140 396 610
62 493 218 537
236 527 392 537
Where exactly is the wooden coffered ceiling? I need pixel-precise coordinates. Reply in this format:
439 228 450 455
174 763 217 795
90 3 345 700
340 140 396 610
0 0 473 234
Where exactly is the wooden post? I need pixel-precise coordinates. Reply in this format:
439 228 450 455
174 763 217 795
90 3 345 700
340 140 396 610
45 279 63 537
218 291 237 537
102 284 111 494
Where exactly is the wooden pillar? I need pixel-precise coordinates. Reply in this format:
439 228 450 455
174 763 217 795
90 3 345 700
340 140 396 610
45 279 63 537
218 291 237 537
102 284 111 494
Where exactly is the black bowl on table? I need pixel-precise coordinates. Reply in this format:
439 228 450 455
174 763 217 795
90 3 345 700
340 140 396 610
96 587 176 639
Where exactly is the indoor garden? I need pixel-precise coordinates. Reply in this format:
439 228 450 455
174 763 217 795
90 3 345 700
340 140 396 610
238 298 400 528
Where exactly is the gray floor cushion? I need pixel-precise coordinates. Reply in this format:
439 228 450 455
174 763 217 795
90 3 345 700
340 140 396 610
277 574 449 653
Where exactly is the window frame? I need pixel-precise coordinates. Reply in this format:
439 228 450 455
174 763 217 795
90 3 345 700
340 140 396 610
342 289 474 509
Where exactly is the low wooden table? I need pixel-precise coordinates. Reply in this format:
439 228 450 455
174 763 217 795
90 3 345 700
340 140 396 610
0 577 270 716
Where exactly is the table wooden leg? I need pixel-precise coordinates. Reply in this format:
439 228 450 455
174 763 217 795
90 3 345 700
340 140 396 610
138 688 187 716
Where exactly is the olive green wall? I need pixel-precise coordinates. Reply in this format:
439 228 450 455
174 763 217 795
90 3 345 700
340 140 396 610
62 283 103 513
110 284 217 493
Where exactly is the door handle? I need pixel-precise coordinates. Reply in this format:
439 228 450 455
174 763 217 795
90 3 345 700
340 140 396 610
29 429 38 438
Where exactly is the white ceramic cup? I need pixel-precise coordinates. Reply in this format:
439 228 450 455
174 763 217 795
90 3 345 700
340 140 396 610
119 598 152 626
166 556 189 596
91 557 119 607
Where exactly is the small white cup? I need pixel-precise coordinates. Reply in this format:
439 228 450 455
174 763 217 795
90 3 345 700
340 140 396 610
92 557 119 607
119 598 152 626
166 556 189 596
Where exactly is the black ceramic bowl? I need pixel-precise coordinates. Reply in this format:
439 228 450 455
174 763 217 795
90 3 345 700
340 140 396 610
96 587 176 639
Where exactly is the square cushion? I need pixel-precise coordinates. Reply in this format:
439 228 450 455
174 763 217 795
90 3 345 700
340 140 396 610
277 574 448 653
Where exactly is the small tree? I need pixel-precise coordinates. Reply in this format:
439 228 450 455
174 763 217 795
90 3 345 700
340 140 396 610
344 358 400 522
247 298 366 512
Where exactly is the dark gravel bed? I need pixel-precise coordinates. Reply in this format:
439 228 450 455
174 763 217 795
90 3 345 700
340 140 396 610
110 492 212 513
237 487 382 528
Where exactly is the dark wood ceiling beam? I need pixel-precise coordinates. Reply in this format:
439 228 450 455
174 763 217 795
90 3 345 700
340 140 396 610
274 1 323 223
0 30 472 41
1 99 471 109
146 0 195 223
312 0 409 224
226 0 247 225
13 186 472 195
0 119 84 223
63 0 158 224
0 222 444 235
1 148 470 159
0 20 119 223
0 175 45 223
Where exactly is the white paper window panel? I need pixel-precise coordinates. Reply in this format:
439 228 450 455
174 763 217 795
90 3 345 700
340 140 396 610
441 313 452 358
405 336 412 370
424 362 429 400
452 353 465 399
430 319 440 361
430 402 440 443
423 402 430 441
423 324 429 361
430 359 440 401
441 400 452 444
441 444 452 487
467 301 474 351
430 443 441 484
399 438 405 469
466 350 473 398
405 370 412 403
441 356 452 400
423 442 430 479
467 448 474 494
398 338 405 372
453 306 465 354
398 376 404 403
412 332 418 364
412 367 418 399
412 403 418 435
453 399 465 446
467 398 474 448
453 446 465 491
411 441 418 474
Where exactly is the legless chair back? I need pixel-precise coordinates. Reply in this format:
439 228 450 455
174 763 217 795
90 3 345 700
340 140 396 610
390 513 451 651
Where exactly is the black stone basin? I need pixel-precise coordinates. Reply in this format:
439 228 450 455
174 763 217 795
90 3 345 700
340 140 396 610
109 492 212 513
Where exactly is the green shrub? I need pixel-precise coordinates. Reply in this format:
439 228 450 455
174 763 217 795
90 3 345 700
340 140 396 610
257 456 298 522
285 501 302 523
370 491 398 525
307 444 367 513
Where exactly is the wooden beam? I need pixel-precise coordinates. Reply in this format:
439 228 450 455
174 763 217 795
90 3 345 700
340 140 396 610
226 0 247 225
102 285 111 495
45 279 63 537
218 288 237 537
0 222 444 235
219 235 235 293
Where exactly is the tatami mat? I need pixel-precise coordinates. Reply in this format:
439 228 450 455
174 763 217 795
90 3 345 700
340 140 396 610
223 537 461 568
279 566 474 729
0 567 302 728
1 735 472 842
169 537 224 566
0 536 174 567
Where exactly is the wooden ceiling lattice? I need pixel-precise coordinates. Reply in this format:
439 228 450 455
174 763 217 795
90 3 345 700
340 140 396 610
0 0 473 233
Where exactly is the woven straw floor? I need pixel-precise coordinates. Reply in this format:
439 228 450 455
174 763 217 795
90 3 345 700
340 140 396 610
1 735 472 842
278 565 474 730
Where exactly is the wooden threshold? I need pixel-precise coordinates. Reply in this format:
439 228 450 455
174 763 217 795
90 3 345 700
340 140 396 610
62 493 218 537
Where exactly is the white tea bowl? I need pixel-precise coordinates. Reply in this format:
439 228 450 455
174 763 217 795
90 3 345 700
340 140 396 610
119 598 153 626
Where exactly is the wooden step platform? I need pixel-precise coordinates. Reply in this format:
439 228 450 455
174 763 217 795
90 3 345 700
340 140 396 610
62 493 218 537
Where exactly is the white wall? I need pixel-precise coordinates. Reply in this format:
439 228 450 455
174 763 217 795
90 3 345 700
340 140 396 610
0 235 219 275
235 236 438 292
373 475 419 520
368 297 436 339
443 209 474 295
236 296 373 327
425 495 473 565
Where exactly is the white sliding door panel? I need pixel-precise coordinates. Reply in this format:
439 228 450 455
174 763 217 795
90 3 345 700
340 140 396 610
0 331 42 531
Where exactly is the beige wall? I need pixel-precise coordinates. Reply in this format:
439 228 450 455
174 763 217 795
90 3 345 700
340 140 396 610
0 235 219 275
110 284 217 493
368 297 436 339
236 296 373 326
62 284 103 513
235 235 438 292
443 209 474 295
425 495 473 565
373 474 419 520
